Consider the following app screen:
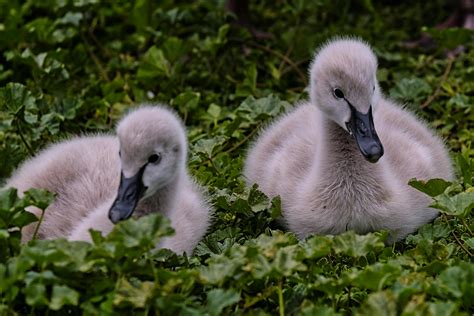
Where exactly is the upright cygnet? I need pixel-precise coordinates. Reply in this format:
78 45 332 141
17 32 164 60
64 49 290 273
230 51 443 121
6 105 211 254
244 38 453 243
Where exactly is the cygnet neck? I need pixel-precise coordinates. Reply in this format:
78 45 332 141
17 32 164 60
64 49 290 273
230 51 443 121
317 112 384 185
134 170 183 217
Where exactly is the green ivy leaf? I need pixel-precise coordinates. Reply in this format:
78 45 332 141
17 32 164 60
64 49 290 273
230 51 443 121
300 304 341 316
424 27 474 50
353 263 402 291
457 154 473 186
173 91 200 112
333 231 385 258
410 222 451 242
192 135 227 159
56 12 83 27
137 46 171 80
389 77 431 104
432 191 474 217
408 178 452 197
237 95 289 120
270 196 282 220
361 291 398 316
427 302 457 316
106 213 174 251
163 36 188 64
465 237 474 250
0 229 10 239
50 285 79 310
206 288 240 316
0 83 36 115
432 263 474 306
303 235 333 259
113 278 154 308
25 283 49 307
236 64 257 97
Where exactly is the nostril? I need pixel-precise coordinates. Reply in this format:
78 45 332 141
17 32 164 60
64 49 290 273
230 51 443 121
366 144 384 163
356 119 368 135
109 210 121 223
369 144 380 155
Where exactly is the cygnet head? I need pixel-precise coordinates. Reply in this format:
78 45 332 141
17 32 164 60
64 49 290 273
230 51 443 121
309 38 384 163
109 105 187 223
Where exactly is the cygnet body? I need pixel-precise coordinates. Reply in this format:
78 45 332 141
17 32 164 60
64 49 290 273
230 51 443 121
6 105 211 254
244 38 453 242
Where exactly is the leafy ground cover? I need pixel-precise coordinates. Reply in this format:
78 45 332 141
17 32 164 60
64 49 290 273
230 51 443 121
0 0 473 314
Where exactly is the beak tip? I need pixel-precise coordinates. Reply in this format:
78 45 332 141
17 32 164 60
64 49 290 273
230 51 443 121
366 154 382 163
108 169 146 224
108 210 122 224
363 145 384 163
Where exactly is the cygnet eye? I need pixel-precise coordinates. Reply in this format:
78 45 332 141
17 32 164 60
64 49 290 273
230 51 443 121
148 153 161 164
333 88 344 99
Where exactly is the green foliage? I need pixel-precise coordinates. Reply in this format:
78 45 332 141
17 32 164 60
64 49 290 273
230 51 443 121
0 0 473 314
0 188 54 262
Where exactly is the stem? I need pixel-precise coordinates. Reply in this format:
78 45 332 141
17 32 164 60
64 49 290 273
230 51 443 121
277 281 285 316
16 120 35 157
148 252 159 286
286 86 306 93
348 286 352 308
230 38 307 84
250 42 307 84
278 10 300 73
443 214 473 257
421 56 454 108
80 31 110 82
281 59 307 73
31 208 46 241
278 45 294 74
224 124 261 154
183 110 188 125
207 156 221 176
88 24 112 58
451 231 473 257
461 218 473 236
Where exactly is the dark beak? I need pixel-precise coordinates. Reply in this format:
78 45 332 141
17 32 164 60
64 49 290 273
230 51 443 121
108 166 146 224
345 104 384 163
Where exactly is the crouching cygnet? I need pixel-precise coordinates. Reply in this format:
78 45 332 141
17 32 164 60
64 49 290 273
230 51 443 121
244 38 453 243
6 105 211 254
